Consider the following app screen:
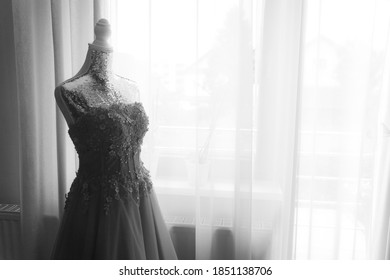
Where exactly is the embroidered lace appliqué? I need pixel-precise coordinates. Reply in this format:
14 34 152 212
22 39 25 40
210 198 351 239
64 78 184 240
63 102 153 215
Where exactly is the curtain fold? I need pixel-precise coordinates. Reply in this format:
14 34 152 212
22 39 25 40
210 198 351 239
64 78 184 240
370 124 390 259
12 0 58 259
12 0 98 259
370 20 390 258
256 0 304 259
51 0 73 219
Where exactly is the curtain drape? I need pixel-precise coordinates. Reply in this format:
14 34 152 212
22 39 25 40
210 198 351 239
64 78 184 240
109 0 303 259
371 8 390 258
11 0 108 259
293 0 390 259
110 0 390 260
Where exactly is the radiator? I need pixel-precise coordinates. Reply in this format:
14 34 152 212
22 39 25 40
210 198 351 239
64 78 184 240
0 204 21 259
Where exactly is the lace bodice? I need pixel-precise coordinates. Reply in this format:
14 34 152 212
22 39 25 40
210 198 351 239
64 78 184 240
65 101 152 215
57 49 153 215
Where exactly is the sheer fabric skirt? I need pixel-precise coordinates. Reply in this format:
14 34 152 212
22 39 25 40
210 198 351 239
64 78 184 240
51 188 177 260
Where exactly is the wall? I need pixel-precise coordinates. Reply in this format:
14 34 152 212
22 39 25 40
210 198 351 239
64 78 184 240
0 0 20 204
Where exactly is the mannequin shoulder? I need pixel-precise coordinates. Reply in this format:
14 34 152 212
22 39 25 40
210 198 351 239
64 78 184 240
55 75 93 111
54 84 80 126
56 75 94 103
60 74 95 93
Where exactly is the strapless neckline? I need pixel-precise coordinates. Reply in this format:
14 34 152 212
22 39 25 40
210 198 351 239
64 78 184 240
67 101 143 133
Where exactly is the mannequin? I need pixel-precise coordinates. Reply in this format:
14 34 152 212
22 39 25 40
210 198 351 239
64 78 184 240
52 18 177 259
54 18 139 127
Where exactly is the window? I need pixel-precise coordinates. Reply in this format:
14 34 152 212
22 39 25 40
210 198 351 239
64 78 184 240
110 0 276 225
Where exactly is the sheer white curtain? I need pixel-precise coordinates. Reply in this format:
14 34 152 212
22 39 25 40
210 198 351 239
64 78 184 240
370 0 390 258
110 0 390 260
110 0 303 259
294 0 390 259
11 0 109 259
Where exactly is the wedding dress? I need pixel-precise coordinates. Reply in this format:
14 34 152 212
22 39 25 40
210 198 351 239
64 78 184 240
51 48 177 259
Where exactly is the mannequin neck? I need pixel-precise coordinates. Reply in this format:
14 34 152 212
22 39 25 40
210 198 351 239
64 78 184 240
88 48 114 83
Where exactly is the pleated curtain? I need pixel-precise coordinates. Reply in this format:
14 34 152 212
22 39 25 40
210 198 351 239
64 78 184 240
12 0 108 259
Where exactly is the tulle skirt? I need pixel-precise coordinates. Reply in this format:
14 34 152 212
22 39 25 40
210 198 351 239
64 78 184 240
51 188 177 260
